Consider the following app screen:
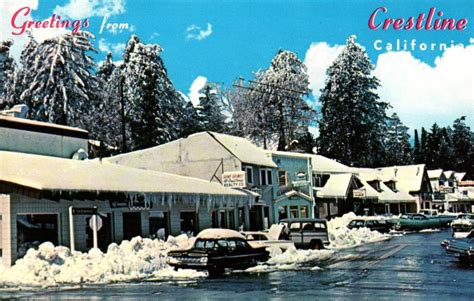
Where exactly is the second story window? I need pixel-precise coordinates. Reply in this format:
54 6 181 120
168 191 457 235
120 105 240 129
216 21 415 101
278 170 287 186
260 168 273 186
243 166 253 185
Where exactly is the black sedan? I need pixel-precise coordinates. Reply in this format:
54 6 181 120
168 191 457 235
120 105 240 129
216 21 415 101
167 229 270 276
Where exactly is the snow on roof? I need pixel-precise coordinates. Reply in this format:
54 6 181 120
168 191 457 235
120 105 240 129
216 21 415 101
455 172 467 182
427 169 444 179
444 170 455 179
208 132 277 167
267 150 311 159
196 228 245 239
315 173 353 198
0 115 88 135
311 155 351 173
275 190 313 202
0 151 249 198
355 177 380 199
375 164 426 192
378 181 415 203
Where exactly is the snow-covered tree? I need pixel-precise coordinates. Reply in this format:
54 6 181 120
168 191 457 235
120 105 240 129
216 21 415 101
0 40 17 109
179 101 202 137
413 129 422 163
318 35 388 167
385 113 412 165
121 35 187 151
232 50 313 149
20 31 100 127
197 83 228 133
97 52 116 82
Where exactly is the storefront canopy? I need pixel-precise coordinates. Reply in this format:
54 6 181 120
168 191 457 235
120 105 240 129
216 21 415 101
0 151 250 201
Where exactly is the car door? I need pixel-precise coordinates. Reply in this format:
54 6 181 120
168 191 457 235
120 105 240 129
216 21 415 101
288 222 303 247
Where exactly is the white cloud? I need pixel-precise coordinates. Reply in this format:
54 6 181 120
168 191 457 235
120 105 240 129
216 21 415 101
304 42 344 99
149 32 160 40
186 23 212 41
98 38 125 55
374 45 474 129
304 42 474 130
53 0 126 19
188 76 208 106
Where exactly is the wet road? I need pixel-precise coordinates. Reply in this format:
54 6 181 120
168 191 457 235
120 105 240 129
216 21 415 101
2 229 473 300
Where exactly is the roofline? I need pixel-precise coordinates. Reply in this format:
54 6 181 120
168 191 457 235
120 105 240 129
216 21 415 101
0 116 89 139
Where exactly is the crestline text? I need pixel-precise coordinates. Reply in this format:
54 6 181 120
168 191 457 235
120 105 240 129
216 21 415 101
369 7 468 31
11 6 89 35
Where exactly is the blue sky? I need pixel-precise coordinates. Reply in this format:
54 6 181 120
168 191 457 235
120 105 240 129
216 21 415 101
1 0 473 132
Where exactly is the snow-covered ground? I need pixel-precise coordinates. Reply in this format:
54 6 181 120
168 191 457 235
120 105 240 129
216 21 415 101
0 212 392 287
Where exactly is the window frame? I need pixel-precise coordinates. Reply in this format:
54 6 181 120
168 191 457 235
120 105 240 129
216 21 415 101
260 168 273 186
243 166 254 185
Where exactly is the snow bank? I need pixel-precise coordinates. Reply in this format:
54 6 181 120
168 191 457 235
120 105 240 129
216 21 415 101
0 235 202 288
326 212 391 249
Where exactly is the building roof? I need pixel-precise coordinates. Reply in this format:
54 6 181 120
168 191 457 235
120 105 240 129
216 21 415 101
427 169 444 179
315 173 353 198
267 150 311 160
275 190 313 202
0 115 88 139
455 172 466 182
207 132 277 167
444 170 455 179
311 155 351 173
375 164 427 193
0 151 249 199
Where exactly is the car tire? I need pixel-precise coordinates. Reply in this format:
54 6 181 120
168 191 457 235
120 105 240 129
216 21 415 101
208 267 224 277
309 240 323 250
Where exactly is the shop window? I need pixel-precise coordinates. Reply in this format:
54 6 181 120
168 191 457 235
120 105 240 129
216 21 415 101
238 207 245 230
219 210 227 228
278 206 288 221
300 206 308 218
180 211 198 235
149 211 169 240
17 214 58 259
278 170 288 186
260 168 273 186
290 206 299 218
243 166 253 185
123 212 142 240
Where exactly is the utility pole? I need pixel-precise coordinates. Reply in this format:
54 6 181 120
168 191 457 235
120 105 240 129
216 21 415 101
120 75 127 152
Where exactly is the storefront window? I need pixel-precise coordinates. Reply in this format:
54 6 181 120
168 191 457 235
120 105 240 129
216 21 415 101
17 214 58 259
149 211 168 240
123 212 142 240
300 206 308 218
290 206 299 218
180 211 198 235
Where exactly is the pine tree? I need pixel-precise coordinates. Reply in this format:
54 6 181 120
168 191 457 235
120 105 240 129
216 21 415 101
385 113 412 165
197 83 228 133
318 35 388 167
121 35 187 151
20 31 100 127
97 52 116 82
413 129 421 163
420 127 428 164
438 127 454 170
452 116 472 173
0 40 17 110
180 101 202 137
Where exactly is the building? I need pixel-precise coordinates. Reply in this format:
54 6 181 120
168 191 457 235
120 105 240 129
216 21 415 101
0 118 251 267
106 131 278 230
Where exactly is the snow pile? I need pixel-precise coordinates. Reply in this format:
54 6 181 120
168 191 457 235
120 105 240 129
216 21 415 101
327 212 390 249
0 235 203 287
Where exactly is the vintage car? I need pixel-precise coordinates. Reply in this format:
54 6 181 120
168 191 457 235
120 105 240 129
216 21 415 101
451 214 474 238
347 217 393 233
279 218 330 249
395 213 454 231
242 224 295 251
166 228 269 276
445 230 474 264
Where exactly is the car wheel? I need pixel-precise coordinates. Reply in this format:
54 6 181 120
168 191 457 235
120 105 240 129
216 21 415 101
208 267 224 277
173 266 179 272
309 240 323 250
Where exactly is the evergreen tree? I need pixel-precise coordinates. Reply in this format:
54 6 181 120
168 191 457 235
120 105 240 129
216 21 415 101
15 33 38 105
20 31 100 127
197 83 228 133
438 127 454 170
0 40 17 110
420 127 428 164
413 129 421 163
121 35 187 151
452 116 472 173
180 101 202 137
97 52 116 82
385 113 412 165
318 35 388 167
287 128 316 153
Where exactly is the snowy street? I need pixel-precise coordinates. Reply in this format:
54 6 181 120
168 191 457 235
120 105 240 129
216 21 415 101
2 229 473 299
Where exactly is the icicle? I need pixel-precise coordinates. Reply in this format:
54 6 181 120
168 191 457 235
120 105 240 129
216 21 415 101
167 193 173 209
207 195 212 212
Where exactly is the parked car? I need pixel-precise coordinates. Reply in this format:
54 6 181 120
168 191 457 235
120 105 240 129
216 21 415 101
445 230 474 264
279 218 329 250
347 217 393 233
166 229 269 276
451 214 474 238
242 224 295 251
419 209 457 226
395 213 454 231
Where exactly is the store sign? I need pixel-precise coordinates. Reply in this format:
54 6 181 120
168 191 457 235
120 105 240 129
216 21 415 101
292 180 309 187
353 189 366 198
71 207 97 215
222 171 246 188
